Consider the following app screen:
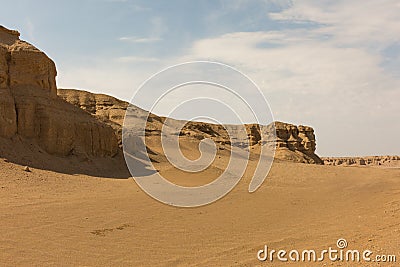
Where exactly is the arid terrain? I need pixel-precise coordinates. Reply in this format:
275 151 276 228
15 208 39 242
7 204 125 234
1 153 399 266
1 25 399 266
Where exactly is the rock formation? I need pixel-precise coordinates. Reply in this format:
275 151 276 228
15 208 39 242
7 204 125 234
178 121 323 163
322 156 400 167
272 122 322 164
0 26 118 157
0 25 323 164
57 89 129 145
58 89 323 164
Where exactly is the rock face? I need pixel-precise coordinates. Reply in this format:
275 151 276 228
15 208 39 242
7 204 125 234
271 122 322 164
0 27 18 138
57 89 128 126
322 156 400 167
57 89 128 145
0 26 118 157
179 121 322 163
58 89 323 164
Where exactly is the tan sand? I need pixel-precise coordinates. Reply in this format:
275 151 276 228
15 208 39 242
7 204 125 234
1 155 399 266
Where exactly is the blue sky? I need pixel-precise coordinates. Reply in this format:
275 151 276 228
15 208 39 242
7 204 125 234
1 0 399 156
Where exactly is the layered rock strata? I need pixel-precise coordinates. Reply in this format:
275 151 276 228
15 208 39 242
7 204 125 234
58 89 323 164
0 26 118 157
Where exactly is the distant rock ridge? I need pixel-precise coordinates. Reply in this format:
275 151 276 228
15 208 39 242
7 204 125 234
0 25 118 157
58 89 323 164
322 156 400 167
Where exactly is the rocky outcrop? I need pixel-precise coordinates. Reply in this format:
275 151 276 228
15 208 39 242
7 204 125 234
58 89 322 164
57 89 129 145
0 26 118 157
271 122 322 164
178 121 322 163
322 156 400 167
57 89 128 126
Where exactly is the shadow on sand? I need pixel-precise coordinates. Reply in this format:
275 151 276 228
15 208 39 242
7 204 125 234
0 136 132 179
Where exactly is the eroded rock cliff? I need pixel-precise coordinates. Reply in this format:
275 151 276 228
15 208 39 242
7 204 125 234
272 122 322 164
57 89 130 146
58 89 323 164
0 26 118 157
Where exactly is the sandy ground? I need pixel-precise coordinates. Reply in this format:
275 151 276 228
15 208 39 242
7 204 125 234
1 155 399 266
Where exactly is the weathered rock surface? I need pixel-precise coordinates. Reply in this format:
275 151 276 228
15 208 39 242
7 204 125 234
57 89 129 146
0 26 118 157
322 156 400 167
271 121 322 164
58 89 323 164
57 89 128 126
178 121 322 163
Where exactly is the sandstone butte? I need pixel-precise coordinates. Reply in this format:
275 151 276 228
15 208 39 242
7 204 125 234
0 25 397 168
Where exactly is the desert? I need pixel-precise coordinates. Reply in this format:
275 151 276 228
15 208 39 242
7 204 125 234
1 13 399 267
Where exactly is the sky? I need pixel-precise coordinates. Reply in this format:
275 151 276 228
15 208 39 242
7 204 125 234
0 0 399 157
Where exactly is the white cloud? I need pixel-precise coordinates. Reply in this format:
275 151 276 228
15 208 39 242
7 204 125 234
183 31 398 96
130 4 151 12
269 0 400 47
119 36 162 43
115 56 159 63
118 16 166 44
176 1 400 156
